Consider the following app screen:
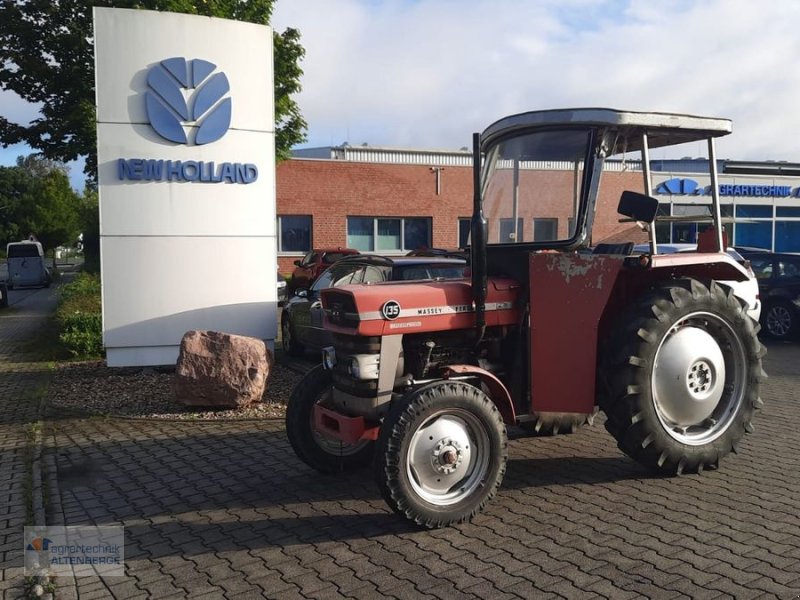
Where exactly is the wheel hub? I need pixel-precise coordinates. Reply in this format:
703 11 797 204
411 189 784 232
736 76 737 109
687 360 712 396
431 438 464 475
653 326 726 427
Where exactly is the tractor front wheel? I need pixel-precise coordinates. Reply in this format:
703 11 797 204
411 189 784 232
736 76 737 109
286 365 374 473
374 381 508 528
599 279 765 475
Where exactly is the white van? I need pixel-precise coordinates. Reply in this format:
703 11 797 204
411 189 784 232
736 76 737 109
6 241 50 289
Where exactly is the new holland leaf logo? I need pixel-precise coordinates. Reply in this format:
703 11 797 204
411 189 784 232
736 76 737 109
655 178 702 195
145 57 231 145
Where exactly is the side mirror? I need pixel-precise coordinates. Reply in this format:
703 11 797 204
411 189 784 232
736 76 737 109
618 191 659 224
294 288 308 298
294 259 302 267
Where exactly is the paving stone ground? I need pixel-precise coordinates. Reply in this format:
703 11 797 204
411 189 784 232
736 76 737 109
3 281 800 599
0 283 64 599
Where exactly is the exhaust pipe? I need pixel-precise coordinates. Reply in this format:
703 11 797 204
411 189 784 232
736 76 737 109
470 132 487 345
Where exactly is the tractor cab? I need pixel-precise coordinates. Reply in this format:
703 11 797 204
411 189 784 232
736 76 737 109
474 108 737 276
286 108 765 529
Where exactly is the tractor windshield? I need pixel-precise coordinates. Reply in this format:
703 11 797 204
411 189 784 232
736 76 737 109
481 128 593 245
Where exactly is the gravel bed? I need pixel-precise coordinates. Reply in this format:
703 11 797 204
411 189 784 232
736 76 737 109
47 360 306 420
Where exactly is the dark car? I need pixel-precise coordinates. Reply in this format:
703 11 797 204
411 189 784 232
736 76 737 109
406 247 468 259
281 255 467 357
289 248 360 293
748 252 800 339
277 271 288 306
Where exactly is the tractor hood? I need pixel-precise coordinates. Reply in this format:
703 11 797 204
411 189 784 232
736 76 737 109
321 278 521 337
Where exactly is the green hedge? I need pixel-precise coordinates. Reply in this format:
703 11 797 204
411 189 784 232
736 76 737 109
56 273 102 358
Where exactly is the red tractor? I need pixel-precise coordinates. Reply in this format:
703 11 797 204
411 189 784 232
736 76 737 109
286 108 765 528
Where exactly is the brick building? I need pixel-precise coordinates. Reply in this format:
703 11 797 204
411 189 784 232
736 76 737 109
275 145 647 274
275 146 800 274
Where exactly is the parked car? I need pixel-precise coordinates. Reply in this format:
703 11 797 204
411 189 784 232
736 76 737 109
6 241 51 289
281 255 467 356
289 248 360 294
747 252 800 340
632 243 760 321
406 247 468 259
733 246 769 256
277 271 288 306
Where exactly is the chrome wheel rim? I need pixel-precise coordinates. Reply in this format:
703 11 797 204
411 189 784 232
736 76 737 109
767 305 792 337
406 409 490 506
652 311 746 446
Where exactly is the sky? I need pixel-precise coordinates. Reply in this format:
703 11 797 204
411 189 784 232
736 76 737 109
2 0 800 188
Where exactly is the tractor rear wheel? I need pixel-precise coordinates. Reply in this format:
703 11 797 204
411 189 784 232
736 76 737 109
374 381 507 528
599 279 765 475
286 365 374 473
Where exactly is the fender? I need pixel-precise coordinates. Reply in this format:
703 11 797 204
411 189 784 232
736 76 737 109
647 252 749 282
442 364 516 425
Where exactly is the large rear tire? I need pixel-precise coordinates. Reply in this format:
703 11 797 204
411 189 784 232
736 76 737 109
599 279 765 475
374 381 508 528
286 365 374 473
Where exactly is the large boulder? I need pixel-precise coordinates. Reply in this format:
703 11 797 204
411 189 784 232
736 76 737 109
175 330 272 408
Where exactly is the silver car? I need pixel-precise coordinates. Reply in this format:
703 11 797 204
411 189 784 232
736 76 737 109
633 243 760 321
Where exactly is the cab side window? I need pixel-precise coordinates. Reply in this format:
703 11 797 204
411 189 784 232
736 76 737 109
750 258 773 280
362 265 388 283
310 268 336 292
777 259 800 279
327 265 362 288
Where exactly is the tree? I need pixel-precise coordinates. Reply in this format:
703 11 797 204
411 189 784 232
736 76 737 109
78 188 100 273
0 0 307 180
0 155 81 253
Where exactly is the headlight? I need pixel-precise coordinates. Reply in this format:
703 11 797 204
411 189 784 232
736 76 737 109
349 358 360 379
322 346 336 370
345 354 381 380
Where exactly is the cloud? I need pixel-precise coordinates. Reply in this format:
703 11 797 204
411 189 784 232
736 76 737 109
273 0 800 160
0 89 41 126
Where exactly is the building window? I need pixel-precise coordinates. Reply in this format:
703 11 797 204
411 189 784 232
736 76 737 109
654 203 671 243
735 222 772 250
775 222 800 252
733 204 772 250
347 217 431 253
458 218 471 249
499 218 524 243
533 218 558 241
666 203 733 245
776 206 800 218
568 217 577 237
278 215 312 253
735 204 773 219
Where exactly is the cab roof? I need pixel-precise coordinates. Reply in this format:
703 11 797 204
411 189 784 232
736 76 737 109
481 108 732 152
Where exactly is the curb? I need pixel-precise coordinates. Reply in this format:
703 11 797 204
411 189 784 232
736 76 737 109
26 369 68 600
26 426 55 599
